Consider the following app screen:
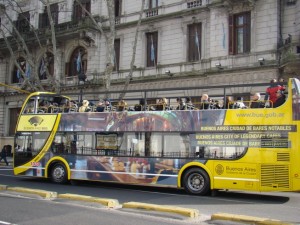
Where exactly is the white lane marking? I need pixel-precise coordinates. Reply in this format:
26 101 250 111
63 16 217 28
0 221 13 225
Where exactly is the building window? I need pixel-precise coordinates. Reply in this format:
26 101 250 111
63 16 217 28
39 3 59 28
148 0 158 8
229 12 251 55
73 0 91 21
66 47 87 80
15 12 30 33
114 39 120 71
12 57 29 83
188 23 201 62
146 32 158 67
39 52 54 80
115 0 122 17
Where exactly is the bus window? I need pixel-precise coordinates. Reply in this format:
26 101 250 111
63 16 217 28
23 98 35 114
14 132 50 167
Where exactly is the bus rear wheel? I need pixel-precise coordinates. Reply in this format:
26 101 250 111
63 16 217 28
50 162 67 184
183 168 210 195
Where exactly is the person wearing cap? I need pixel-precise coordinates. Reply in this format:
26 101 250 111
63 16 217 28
79 100 91 112
273 90 286 108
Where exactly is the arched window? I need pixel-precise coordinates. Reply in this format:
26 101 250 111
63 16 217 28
66 47 87 80
39 52 54 80
12 57 27 83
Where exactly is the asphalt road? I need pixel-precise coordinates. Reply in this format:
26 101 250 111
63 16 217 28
1 164 300 224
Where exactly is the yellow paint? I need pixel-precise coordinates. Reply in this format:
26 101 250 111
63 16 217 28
17 115 58 132
45 156 71 180
14 114 61 176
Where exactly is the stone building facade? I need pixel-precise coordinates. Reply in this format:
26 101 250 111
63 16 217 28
0 0 299 146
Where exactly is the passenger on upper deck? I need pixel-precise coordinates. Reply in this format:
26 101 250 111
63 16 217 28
105 99 112 111
264 79 285 107
79 100 91 112
200 94 210 110
233 96 247 109
96 99 105 112
223 96 234 109
250 93 265 108
186 97 195 110
134 99 145 111
273 90 286 108
117 99 127 111
156 98 168 110
176 97 186 110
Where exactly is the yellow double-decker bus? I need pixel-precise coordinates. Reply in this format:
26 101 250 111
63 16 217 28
13 78 300 195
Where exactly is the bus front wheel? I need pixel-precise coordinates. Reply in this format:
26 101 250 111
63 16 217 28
183 168 210 195
50 162 67 184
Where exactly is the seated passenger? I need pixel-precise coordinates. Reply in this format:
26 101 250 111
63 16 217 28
223 96 234 109
104 99 112 111
233 96 247 109
69 100 78 112
273 90 286 108
96 99 105 112
134 99 145 111
176 97 186 110
156 98 168 110
186 97 195 110
200 94 210 110
79 100 91 112
210 99 222 109
117 99 127 111
250 93 265 108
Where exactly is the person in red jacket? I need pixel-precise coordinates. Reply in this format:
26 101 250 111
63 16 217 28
264 79 285 107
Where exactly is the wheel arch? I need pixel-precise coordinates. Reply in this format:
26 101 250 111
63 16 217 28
45 156 71 180
177 162 214 189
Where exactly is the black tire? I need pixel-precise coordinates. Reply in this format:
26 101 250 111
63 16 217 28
50 162 68 184
183 168 210 195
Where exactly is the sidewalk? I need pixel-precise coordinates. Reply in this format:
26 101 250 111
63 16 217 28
0 156 13 166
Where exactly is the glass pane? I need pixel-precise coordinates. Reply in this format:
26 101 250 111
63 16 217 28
237 15 244 25
237 28 244 53
163 134 191 157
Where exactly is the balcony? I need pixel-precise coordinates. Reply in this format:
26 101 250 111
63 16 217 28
0 17 99 51
187 0 202 8
279 40 300 74
145 8 159 18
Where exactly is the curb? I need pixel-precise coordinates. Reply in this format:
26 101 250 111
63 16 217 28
58 193 119 208
0 184 8 190
122 201 199 218
211 213 295 225
7 187 57 200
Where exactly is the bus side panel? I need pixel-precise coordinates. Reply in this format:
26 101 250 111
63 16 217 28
66 155 209 187
211 161 259 191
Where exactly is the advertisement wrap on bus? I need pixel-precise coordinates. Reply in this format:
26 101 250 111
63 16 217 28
13 78 300 195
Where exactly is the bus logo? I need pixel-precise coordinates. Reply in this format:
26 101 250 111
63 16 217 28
28 116 44 126
215 164 224 175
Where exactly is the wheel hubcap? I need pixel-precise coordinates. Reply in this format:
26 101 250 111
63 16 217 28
189 173 204 191
53 166 65 181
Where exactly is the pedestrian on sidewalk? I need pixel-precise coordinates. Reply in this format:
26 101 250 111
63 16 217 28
0 145 9 166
